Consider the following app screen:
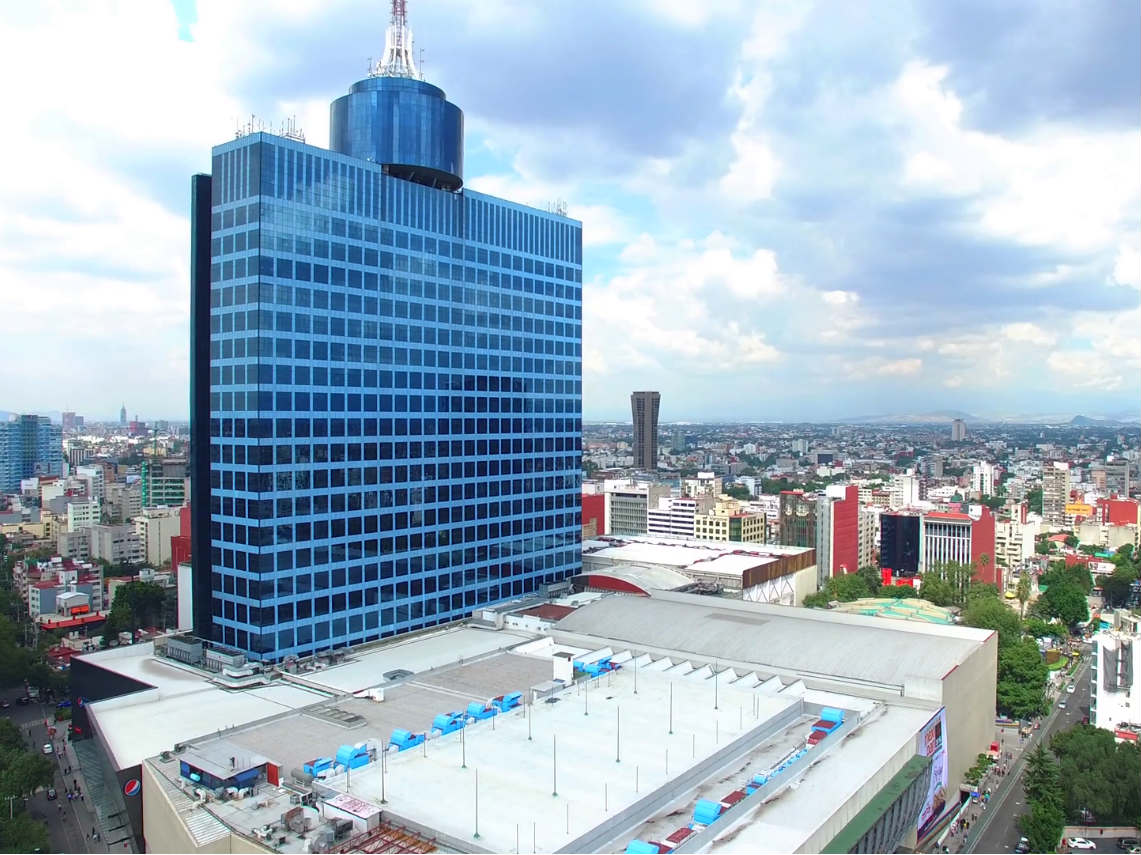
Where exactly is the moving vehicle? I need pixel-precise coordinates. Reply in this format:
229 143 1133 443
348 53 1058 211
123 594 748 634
41 743 53 755
1067 838 1097 851
1014 836 1030 853
1058 699 1067 709
16 697 29 706
1066 683 1076 693
45 788 57 801
1116 839 1140 851
0 700 10 709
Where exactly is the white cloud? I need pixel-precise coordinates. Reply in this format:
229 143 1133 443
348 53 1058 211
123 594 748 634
892 61 1140 252
1111 240 1141 289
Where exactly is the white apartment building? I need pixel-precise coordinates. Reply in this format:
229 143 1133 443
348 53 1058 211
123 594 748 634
1042 462 1070 527
602 479 671 537
1091 611 1140 738
681 472 722 499
76 464 106 500
994 518 1037 570
971 462 996 496
66 498 101 532
89 524 144 566
647 496 700 539
921 512 974 570
890 473 920 509
133 506 183 566
859 505 882 570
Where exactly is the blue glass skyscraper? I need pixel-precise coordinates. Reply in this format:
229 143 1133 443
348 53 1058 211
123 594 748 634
0 415 62 492
190 6 582 659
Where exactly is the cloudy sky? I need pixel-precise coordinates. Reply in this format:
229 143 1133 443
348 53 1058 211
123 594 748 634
1 0 1137 422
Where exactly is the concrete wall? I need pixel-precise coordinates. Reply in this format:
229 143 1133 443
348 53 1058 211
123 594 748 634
940 630 998 806
141 762 231 854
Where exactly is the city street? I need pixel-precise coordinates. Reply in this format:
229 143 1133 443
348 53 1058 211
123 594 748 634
3 685 105 854
966 655 1091 854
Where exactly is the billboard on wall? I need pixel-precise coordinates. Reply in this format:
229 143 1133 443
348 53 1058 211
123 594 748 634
916 707 948 838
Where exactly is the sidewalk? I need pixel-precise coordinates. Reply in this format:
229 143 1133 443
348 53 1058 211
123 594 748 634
53 734 111 853
935 722 1037 853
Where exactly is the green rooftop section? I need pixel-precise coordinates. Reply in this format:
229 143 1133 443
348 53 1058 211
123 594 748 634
831 597 956 625
822 754 932 854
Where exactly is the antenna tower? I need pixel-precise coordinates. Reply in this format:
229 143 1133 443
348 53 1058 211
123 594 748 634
371 0 421 79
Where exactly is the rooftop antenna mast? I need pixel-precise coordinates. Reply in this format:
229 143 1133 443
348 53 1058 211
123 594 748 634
371 0 420 79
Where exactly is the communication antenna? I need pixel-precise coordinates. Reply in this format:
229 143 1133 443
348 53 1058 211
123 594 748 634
370 0 421 79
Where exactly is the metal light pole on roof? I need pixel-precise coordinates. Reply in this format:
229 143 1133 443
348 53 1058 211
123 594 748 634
615 707 621 763
473 768 480 840
669 682 674 734
714 659 719 710
552 734 558 797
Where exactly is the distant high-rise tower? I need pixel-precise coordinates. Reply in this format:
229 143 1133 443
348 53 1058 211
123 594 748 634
119 404 127 426
950 419 966 441
1042 462 1070 526
630 391 660 470
0 415 62 491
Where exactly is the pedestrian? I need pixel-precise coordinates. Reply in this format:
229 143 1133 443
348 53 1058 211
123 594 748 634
72 778 77 789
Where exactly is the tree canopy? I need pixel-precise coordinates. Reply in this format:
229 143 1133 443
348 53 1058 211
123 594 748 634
964 596 1022 648
997 639 1049 719
1050 725 1141 827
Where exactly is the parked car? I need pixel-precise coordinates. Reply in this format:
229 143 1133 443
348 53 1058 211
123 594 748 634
1116 839 1140 851
41 743 53 755
0 700 10 709
1067 838 1097 851
1058 699 1067 709
55 700 71 709
45 788 56 801
1066 684 1077 693
16 697 29 706
1015 837 1030 853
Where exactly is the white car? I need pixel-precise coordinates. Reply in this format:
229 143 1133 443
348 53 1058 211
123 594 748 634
1066 684 1076 693
41 743 53 755
1058 699 1067 709
1067 838 1097 851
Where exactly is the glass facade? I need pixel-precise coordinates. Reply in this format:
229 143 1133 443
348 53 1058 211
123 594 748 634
202 132 583 659
0 415 62 492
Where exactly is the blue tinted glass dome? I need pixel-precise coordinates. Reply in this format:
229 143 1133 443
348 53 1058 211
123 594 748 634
329 76 463 191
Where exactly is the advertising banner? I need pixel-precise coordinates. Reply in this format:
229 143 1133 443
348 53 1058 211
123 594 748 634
916 707 948 838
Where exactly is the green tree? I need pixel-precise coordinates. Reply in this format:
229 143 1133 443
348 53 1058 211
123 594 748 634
1024 744 1063 807
723 484 752 501
1026 487 1043 515
1016 573 1032 618
0 813 51 854
1063 534 1078 548
1050 725 1141 826
1023 617 1065 640
0 751 54 800
856 565 882 592
925 561 974 607
802 592 830 609
1099 565 1139 608
997 639 1049 719
877 584 918 599
918 574 954 607
1019 798 1064 854
826 573 872 602
964 596 1022 648
1041 583 1089 627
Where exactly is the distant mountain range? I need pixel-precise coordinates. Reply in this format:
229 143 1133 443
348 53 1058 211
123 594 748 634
833 409 1140 426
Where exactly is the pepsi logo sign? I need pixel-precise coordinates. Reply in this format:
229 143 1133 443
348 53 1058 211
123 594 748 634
123 778 141 797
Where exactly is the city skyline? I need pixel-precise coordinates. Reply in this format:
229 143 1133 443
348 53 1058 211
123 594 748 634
0 1 1138 422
